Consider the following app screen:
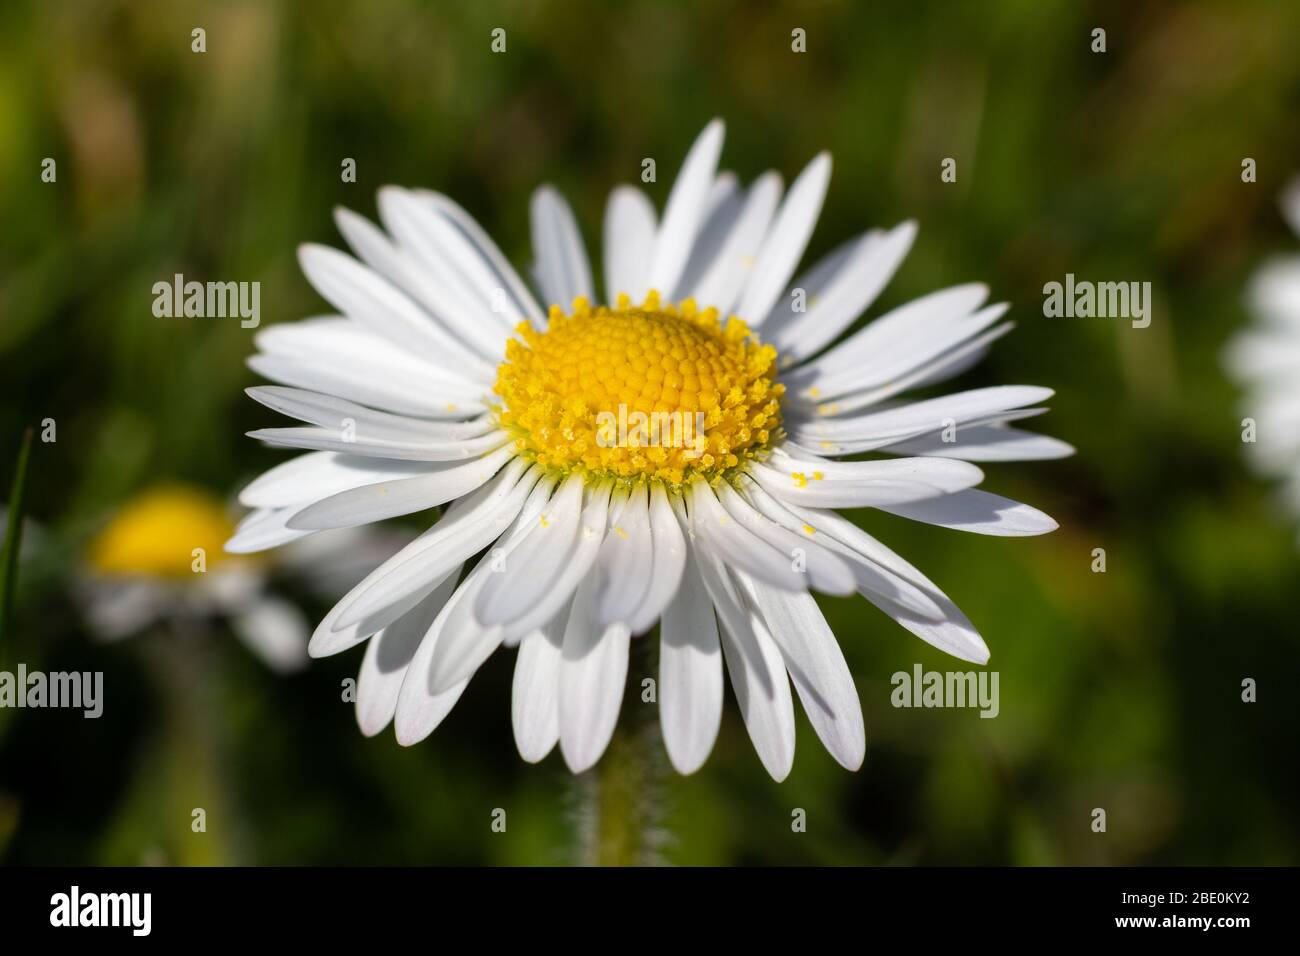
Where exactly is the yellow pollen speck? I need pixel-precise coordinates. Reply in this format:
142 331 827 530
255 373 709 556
802 523 817 535
614 526 628 539
492 290 784 485
791 472 808 488
88 484 245 579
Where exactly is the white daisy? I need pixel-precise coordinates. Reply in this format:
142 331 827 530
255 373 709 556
231 119 1070 780
83 484 402 673
1226 177 1300 539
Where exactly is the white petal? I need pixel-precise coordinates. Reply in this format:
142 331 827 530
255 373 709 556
355 580 460 736
420 552 508 699
558 576 631 773
229 596 310 673
659 547 722 774
380 188 521 329
225 507 313 553
691 541 795 781
682 172 782 314
716 481 856 595
331 460 545 636
768 221 918 360
247 387 494 441
791 385 1054 453
592 484 654 629
648 118 725 295
474 471 583 619
281 524 419 598
752 456 985 509
286 444 516 530
671 173 742 300
790 285 995 394
81 578 168 640
246 424 507 462
687 479 811 591
627 482 688 634
531 186 593 308
476 477 614 641
420 190 545 323
773 501 990 663
391 579 473 746
332 206 511 365
882 424 1074 461
738 478 944 620
419 473 561 693
733 573 864 771
876 488 1060 536
511 609 568 763
256 313 488 390
737 152 831 325
1249 255 1300 326
250 319 487 418
247 355 484 422
822 321 1014 415
375 188 517 355
298 243 488 361
238 451 438 510
824 299 1006 395
306 522 462 661
602 186 657 303
1225 328 1300 381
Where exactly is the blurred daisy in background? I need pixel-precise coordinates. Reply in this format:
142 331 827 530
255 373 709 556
1226 178 1300 543
233 119 1069 779
83 483 402 673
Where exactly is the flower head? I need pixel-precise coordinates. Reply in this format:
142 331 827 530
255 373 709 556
85 484 400 673
495 293 781 482
1226 177 1300 540
232 120 1070 778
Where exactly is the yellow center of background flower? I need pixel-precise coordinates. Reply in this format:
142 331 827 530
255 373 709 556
493 292 784 485
88 484 241 578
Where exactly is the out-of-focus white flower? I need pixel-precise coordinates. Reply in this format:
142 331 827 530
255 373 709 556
82 484 404 672
1226 179 1300 540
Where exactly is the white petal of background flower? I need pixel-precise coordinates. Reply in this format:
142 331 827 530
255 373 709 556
1226 175 1300 546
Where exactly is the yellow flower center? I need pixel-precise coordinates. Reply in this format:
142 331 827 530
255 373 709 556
493 292 784 485
88 484 242 579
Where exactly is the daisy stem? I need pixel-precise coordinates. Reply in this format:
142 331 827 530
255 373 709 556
580 633 664 866
0 427 34 664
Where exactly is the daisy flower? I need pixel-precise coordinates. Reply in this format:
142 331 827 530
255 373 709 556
1226 177 1300 540
84 484 400 673
231 119 1069 779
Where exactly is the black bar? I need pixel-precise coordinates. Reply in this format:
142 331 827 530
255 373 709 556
0 866 1291 941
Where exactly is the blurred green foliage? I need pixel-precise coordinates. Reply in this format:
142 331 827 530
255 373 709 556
1 0 1298 865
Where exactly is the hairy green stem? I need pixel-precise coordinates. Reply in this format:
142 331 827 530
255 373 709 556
579 633 666 866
